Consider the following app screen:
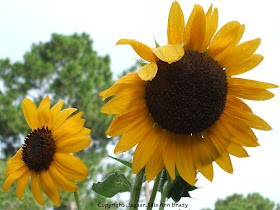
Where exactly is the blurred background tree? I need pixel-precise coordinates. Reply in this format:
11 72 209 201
201 192 279 210
0 33 136 209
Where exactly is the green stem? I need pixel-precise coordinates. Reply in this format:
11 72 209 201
159 180 172 210
74 191 82 210
147 171 162 210
130 169 145 210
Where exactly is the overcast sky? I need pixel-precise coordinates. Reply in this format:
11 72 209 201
1 0 280 209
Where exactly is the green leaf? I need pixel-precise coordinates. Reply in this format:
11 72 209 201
154 37 160 48
167 176 197 203
108 156 132 168
92 171 132 198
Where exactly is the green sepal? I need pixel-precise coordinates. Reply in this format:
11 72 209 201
167 176 197 203
91 171 132 198
136 59 148 67
108 156 132 168
154 37 160 48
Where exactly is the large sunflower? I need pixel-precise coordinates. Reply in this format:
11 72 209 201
100 1 277 185
3 96 91 206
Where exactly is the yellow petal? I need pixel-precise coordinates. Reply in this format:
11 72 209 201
56 136 91 153
207 21 241 58
49 164 78 192
51 108 77 131
204 130 233 173
167 1 185 45
200 6 218 52
218 38 261 67
175 135 196 186
224 107 272 131
191 134 213 181
145 141 164 182
228 78 278 89
117 39 158 63
228 84 275 101
7 148 23 165
48 100 65 129
37 96 50 127
40 170 61 207
3 166 28 192
189 5 206 52
101 92 145 115
226 142 249 158
152 44 184 64
138 62 158 81
225 54 263 76
132 126 162 174
106 107 147 137
5 158 25 178
218 115 259 147
162 131 177 180
53 160 87 181
100 82 145 101
115 116 154 154
16 170 30 200
54 153 88 176
183 4 202 50
226 95 253 113
31 171 45 206
22 98 40 130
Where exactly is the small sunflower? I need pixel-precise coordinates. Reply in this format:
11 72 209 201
100 1 277 185
3 96 91 206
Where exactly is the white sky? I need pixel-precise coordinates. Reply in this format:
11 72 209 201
1 0 280 209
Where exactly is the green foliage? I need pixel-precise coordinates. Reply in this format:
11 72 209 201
92 171 132 198
214 193 276 210
0 32 114 157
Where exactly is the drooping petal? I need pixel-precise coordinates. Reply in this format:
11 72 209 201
167 1 185 44
37 96 51 127
207 21 241 58
138 62 158 81
40 170 61 207
132 126 162 174
22 98 40 130
152 44 184 64
7 148 23 165
49 164 78 192
16 170 30 200
189 5 206 52
3 166 28 192
31 171 45 206
175 135 196 186
117 39 158 63
5 158 25 178
145 140 165 182
191 134 213 181
162 131 177 180
225 54 263 76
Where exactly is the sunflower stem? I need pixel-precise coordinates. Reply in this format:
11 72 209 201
74 191 82 210
130 168 145 209
159 179 172 210
147 171 162 210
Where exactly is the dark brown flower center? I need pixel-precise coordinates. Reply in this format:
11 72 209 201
22 126 56 172
145 50 227 134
